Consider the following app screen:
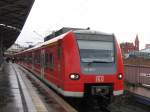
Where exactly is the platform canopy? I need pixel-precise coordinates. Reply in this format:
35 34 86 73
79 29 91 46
0 0 34 51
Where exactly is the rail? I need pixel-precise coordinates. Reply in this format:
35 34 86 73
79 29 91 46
18 64 77 112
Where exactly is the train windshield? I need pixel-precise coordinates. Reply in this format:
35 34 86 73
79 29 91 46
75 32 116 74
77 40 114 63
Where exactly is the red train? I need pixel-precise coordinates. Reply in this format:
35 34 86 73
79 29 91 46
14 30 124 105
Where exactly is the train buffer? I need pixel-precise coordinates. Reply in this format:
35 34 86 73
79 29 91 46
0 62 77 112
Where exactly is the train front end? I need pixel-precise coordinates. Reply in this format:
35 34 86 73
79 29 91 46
63 30 124 103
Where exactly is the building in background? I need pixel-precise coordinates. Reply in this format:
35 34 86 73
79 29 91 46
123 36 150 59
120 35 139 54
140 44 150 53
145 44 150 49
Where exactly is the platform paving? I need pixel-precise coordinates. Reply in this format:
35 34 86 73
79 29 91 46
126 85 150 105
0 62 48 112
0 62 24 112
127 86 150 98
0 62 60 112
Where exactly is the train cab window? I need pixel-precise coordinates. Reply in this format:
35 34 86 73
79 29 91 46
75 33 116 74
49 53 54 69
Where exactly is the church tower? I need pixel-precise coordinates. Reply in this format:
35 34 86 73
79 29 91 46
135 34 139 51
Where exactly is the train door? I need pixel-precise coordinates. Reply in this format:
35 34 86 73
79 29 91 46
41 49 45 79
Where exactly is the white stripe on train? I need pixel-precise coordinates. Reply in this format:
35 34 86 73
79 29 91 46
22 64 123 97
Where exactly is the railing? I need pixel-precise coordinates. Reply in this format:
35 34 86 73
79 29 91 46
124 64 150 85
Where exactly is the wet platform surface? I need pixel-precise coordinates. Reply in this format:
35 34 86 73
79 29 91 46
0 63 24 112
126 85 150 105
127 86 150 98
0 62 61 112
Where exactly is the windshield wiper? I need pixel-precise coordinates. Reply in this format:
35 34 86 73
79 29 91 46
81 59 112 63
91 60 112 63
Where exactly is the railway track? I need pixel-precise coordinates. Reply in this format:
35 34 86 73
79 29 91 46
11 64 30 112
17 64 111 112
69 99 111 112
18 64 77 112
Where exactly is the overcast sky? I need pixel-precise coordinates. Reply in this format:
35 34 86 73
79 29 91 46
17 0 150 49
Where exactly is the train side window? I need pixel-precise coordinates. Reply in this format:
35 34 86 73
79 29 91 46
35 53 38 64
45 53 48 68
36 54 40 65
26 55 28 62
37 54 41 65
57 46 61 59
34 54 36 64
29 54 32 63
49 53 54 69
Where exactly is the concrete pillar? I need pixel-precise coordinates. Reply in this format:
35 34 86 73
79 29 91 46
0 34 4 71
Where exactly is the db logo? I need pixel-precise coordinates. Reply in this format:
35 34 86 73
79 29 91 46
96 76 104 82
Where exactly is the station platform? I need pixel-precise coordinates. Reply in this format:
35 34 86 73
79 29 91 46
0 62 77 112
0 62 48 112
125 84 150 106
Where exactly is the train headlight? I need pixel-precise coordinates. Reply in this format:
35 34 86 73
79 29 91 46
70 73 80 80
118 73 123 80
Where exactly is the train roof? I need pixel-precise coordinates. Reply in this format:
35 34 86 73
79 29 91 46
16 30 113 54
18 31 71 54
73 30 113 36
